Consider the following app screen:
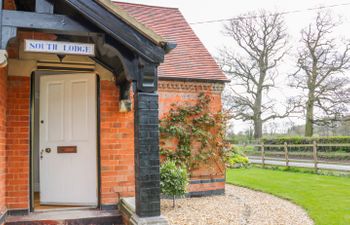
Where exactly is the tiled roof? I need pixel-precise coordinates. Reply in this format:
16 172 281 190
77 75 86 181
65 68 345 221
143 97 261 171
115 2 228 82
96 0 165 45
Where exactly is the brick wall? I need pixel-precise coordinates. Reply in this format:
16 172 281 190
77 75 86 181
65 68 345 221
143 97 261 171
6 76 30 210
4 78 136 210
2 76 224 210
188 179 225 196
100 80 135 206
158 80 226 194
3 77 136 209
0 67 7 218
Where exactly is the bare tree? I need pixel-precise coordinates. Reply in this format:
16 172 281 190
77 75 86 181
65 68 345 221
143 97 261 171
290 11 350 137
219 11 294 139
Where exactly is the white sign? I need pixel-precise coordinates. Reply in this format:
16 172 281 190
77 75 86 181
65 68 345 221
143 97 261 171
24 39 95 56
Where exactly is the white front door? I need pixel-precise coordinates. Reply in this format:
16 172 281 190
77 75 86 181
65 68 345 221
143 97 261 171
39 73 97 206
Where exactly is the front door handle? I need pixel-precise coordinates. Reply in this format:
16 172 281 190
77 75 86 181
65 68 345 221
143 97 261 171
40 148 52 160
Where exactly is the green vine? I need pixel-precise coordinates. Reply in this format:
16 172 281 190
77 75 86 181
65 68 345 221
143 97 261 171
160 93 231 173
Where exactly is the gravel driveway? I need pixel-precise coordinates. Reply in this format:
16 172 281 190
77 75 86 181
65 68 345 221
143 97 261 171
161 185 313 225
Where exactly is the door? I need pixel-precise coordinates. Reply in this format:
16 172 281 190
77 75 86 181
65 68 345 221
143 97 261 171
39 73 97 206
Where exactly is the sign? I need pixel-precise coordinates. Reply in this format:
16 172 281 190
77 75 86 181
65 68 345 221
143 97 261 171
24 39 95 56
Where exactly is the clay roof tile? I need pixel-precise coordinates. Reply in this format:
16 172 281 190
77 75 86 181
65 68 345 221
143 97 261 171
114 1 229 82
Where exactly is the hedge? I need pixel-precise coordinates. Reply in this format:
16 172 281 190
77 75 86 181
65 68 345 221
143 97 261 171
261 136 350 153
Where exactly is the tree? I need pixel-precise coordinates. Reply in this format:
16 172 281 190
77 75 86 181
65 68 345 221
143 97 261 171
160 160 188 208
290 11 350 137
219 10 294 139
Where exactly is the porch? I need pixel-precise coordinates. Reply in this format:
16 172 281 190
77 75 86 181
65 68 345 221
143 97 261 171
0 0 172 224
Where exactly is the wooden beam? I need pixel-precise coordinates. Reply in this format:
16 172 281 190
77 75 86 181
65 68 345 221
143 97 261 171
0 1 3 49
2 10 97 36
1 3 163 89
65 0 164 63
137 58 158 92
101 36 140 82
36 0 54 14
1 26 17 49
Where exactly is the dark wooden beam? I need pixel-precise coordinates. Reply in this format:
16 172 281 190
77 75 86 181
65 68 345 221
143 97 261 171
2 10 96 36
1 3 162 92
14 0 35 11
137 58 158 93
65 0 164 64
102 36 140 82
35 0 54 14
119 80 131 100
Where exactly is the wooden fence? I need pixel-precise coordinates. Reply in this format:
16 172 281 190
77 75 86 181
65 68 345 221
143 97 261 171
238 142 350 171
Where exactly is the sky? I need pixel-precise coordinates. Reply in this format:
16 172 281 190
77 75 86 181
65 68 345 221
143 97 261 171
113 0 350 133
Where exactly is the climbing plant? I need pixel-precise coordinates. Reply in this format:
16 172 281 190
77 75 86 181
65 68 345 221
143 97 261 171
160 93 231 173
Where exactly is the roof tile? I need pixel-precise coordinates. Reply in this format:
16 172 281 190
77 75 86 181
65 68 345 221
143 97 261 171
115 2 228 82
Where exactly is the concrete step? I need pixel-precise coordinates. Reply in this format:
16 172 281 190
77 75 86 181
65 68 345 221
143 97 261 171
5 209 123 225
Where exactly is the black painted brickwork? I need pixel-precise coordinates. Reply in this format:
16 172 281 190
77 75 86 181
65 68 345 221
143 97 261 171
0 211 6 225
188 189 225 197
7 209 28 216
134 92 161 218
190 178 225 185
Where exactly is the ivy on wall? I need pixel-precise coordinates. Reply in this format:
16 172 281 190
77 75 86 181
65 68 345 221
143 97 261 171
160 93 230 173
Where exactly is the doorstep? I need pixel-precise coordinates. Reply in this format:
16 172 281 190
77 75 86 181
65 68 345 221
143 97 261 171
5 209 122 225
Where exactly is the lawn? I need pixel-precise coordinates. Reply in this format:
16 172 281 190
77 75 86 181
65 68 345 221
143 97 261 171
226 168 350 225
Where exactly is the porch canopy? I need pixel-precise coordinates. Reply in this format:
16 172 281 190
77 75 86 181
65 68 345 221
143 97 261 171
0 0 172 218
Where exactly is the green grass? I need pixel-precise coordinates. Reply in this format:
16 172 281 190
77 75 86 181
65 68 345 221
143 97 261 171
226 168 350 225
253 164 350 177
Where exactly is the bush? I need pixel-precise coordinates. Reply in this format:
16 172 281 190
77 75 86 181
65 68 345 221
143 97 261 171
227 146 249 168
262 136 350 152
160 160 188 207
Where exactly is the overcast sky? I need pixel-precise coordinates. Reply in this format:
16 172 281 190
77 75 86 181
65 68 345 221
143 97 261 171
114 0 350 133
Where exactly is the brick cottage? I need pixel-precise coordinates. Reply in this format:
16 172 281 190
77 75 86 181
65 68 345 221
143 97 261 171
0 1 227 224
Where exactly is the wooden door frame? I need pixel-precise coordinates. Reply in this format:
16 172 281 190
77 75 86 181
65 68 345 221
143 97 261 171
29 71 101 212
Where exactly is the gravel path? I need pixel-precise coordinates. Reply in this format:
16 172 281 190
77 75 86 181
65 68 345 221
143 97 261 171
161 185 314 225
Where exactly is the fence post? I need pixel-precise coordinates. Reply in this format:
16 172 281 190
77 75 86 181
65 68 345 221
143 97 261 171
313 141 318 172
284 142 289 167
261 142 265 168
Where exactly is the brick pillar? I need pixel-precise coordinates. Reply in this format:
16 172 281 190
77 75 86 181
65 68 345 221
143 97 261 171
134 92 160 217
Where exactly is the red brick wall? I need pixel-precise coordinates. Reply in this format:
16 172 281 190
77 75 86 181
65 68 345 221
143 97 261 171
3 76 224 210
0 67 7 217
6 76 30 210
4 78 136 209
100 80 135 206
188 181 226 193
158 80 226 193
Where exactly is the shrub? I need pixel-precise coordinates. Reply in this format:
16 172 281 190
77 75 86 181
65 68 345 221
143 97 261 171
261 136 350 152
227 146 249 168
160 160 189 207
